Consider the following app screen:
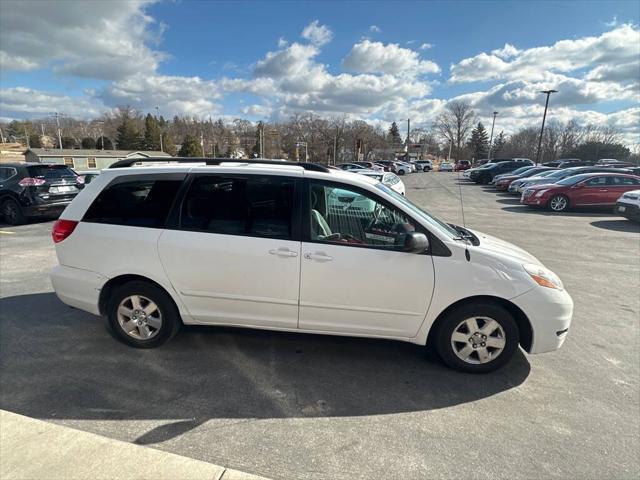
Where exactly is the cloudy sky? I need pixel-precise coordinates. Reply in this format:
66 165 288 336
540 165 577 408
0 0 638 143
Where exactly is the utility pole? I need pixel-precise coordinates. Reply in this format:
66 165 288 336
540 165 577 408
52 112 64 149
536 90 558 165
447 137 453 162
24 125 30 148
259 125 264 158
487 111 498 160
200 131 205 157
333 129 338 166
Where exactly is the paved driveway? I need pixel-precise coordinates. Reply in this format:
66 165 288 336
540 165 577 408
1 172 638 480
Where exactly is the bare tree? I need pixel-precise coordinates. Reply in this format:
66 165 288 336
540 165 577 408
434 101 475 161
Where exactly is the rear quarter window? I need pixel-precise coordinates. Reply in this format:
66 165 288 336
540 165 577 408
83 175 184 228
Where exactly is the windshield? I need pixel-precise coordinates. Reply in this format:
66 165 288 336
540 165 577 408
376 183 460 239
361 172 383 181
511 166 534 175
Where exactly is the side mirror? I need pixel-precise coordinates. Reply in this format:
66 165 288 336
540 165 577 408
403 232 429 253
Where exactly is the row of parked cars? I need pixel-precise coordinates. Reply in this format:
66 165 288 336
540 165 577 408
337 160 433 175
462 158 640 220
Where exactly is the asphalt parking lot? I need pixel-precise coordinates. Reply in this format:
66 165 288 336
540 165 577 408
1 171 638 480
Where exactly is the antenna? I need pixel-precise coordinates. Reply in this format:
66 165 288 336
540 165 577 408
457 167 471 261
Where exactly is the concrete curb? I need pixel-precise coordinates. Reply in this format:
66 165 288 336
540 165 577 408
0 410 269 480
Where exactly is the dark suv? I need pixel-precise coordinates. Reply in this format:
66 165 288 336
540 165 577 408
470 160 534 184
0 163 83 225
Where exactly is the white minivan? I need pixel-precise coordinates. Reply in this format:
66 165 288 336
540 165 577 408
50 159 573 373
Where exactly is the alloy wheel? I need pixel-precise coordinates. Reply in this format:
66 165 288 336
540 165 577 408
549 196 567 211
117 295 163 340
450 316 506 364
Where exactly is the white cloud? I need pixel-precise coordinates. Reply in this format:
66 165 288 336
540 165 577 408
0 87 104 118
420 43 433 50
451 24 640 85
605 15 618 27
277 37 288 48
0 0 165 80
491 43 520 59
369 25 381 33
342 40 440 75
406 40 415 45
301 20 333 46
101 74 222 116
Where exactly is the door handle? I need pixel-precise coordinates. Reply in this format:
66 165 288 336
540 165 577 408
304 252 334 262
269 248 298 258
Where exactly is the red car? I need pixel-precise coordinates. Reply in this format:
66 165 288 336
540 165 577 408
454 160 471 171
521 172 640 212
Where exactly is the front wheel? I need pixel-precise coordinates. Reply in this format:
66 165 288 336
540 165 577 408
434 303 519 373
397 169 405 175
548 195 569 212
107 281 181 348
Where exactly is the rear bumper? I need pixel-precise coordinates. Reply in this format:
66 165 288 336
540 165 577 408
510 286 574 354
50 265 105 315
22 200 72 217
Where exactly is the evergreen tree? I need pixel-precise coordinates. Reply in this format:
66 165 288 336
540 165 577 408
178 134 201 157
251 121 263 157
95 136 114 150
81 137 96 149
143 113 162 151
28 134 42 148
61 136 77 149
163 134 177 156
388 122 402 146
116 114 142 150
491 131 506 157
467 122 489 160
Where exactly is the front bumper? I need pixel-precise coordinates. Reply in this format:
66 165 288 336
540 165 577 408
615 201 640 221
510 286 573 354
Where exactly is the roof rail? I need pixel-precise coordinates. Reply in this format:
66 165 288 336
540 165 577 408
108 157 331 172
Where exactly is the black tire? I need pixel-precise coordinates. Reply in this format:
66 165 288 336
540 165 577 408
547 194 569 212
433 302 519 373
480 176 490 185
106 280 181 348
1 198 27 225
398 169 405 175
423 166 429 172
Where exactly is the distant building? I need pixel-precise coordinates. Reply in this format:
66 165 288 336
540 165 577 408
24 148 171 170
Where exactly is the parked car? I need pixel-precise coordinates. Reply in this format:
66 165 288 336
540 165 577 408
509 170 560 194
486 158 532 165
50 157 573 373
521 173 640 212
358 170 406 195
464 163 493 179
492 166 537 185
494 167 557 191
413 160 432 172
516 166 633 192
470 160 534 184
354 161 384 172
454 160 471 171
337 163 367 171
614 189 640 222
439 162 454 172
542 159 588 168
395 162 413 175
0 163 84 225
376 161 398 173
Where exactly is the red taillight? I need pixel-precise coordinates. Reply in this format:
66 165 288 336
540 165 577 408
19 177 46 187
52 219 78 243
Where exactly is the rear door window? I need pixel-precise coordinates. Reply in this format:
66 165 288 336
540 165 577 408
83 176 184 228
180 175 295 239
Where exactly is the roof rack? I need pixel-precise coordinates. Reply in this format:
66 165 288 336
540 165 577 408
108 157 331 172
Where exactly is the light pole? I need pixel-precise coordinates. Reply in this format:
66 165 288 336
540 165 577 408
155 106 164 152
487 111 498 160
536 89 558 165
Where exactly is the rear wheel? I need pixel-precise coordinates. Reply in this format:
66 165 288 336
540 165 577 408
548 194 569 212
107 281 181 348
434 303 519 373
1 198 27 225
398 169 405 175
